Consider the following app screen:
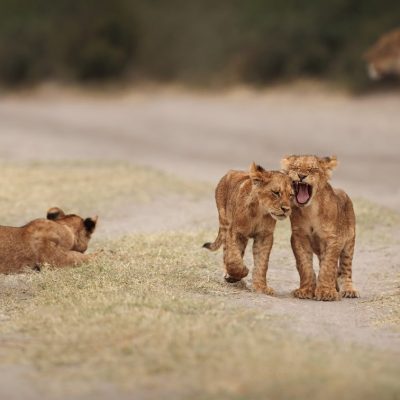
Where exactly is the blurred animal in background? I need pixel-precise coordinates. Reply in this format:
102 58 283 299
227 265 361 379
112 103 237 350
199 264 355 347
0 207 98 274
364 28 400 80
203 163 293 295
281 155 359 301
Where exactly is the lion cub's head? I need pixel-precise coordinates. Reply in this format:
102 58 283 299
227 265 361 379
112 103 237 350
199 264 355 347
249 162 293 220
281 155 338 207
47 207 98 252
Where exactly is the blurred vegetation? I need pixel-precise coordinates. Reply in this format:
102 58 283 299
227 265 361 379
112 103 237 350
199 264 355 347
0 0 399 89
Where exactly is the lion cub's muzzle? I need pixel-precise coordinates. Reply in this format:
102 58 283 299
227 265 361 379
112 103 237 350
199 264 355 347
271 205 291 220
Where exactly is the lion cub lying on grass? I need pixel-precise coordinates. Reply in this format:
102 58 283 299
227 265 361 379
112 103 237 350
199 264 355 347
204 163 293 295
0 207 97 274
282 155 359 301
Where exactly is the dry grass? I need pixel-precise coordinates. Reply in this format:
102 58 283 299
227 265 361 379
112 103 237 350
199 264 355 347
0 163 399 399
364 292 400 328
0 161 209 225
0 232 399 399
353 198 400 244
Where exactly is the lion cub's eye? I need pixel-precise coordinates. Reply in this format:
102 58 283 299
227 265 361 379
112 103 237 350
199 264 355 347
272 190 280 198
253 179 263 187
289 192 295 198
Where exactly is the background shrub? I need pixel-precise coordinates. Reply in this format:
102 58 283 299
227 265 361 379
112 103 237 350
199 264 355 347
0 0 399 89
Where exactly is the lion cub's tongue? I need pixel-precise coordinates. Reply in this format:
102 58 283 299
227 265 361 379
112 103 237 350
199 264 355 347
297 184 310 204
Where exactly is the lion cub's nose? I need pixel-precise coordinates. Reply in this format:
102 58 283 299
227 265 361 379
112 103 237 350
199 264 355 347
281 205 290 213
298 174 307 181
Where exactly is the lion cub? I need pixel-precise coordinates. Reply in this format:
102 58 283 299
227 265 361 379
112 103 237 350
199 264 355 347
0 207 98 274
204 163 293 295
281 155 359 301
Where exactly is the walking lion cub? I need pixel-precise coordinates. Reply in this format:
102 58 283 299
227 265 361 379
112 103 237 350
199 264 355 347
204 163 293 295
0 207 98 274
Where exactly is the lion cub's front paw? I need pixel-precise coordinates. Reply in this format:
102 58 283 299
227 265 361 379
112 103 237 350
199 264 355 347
293 287 314 299
224 266 249 283
224 273 242 283
224 264 249 283
315 287 340 301
341 289 360 298
241 266 250 278
253 284 275 296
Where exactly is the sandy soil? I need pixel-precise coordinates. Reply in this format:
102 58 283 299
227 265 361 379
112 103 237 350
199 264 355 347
0 85 399 399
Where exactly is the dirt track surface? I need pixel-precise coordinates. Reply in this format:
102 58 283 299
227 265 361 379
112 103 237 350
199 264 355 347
0 85 399 208
0 85 399 399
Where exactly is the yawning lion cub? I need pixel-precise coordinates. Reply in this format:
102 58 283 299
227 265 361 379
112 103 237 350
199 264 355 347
281 155 359 301
0 207 98 274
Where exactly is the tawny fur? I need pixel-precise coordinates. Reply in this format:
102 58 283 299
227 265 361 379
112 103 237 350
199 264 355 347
364 28 400 79
0 207 98 274
281 155 359 301
204 163 293 295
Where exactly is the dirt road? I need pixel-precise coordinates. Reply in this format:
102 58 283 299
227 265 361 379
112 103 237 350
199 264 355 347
0 84 399 208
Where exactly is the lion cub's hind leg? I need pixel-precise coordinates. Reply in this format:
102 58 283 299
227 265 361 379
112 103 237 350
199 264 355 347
252 233 275 295
315 242 341 301
338 239 359 298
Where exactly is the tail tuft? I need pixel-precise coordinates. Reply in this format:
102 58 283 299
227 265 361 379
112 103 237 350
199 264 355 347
203 226 225 252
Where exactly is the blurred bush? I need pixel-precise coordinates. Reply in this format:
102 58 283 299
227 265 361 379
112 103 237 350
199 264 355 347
0 0 399 89
0 0 136 83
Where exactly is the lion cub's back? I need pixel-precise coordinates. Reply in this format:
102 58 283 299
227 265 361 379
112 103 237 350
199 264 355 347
334 187 356 234
0 219 69 274
215 170 250 212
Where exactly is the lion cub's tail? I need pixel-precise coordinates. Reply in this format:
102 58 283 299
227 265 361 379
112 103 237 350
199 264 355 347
203 227 225 252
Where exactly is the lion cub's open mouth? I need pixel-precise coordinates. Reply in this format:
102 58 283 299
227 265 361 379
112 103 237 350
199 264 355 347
293 181 312 205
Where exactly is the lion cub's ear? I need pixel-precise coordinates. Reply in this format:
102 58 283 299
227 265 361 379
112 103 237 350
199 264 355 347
47 207 66 220
280 155 294 171
84 216 98 233
319 156 338 177
249 162 266 174
249 162 268 186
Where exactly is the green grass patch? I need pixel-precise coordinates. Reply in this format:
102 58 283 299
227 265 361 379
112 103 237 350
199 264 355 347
0 232 399 399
